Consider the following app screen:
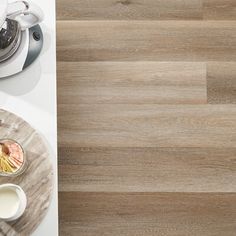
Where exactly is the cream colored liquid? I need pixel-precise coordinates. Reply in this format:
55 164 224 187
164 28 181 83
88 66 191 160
0 188 19 218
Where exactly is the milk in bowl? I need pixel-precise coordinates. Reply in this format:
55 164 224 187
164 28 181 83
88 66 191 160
0 184 27 221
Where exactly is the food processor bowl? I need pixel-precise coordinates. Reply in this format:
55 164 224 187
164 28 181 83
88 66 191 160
0 19 21 63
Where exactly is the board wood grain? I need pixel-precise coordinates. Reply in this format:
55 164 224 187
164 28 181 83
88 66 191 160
58 62 207 105
57 0 236 235
59 192 236 236
207 62 236 104
59 147 236 192
57 0 203 20
58 104 236 148
57 21 236 62
56 0 236 21
203 0 236 20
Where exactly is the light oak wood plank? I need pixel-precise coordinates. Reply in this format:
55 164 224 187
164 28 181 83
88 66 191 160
57 0 203 20
207 62 236 104
59 147 236 192
57 0 236 21
57 21 236 62
59 192 236 236
58 104 236 148
203 0 236 20
57 0 236 235
57 62 207 105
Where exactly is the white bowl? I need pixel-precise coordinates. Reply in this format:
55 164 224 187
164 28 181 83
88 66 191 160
0 184 27 221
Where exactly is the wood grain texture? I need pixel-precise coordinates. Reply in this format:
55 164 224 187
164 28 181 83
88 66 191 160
58 62 207 105
59 192 236 236
58 104 236 148
56 0 236 21
207 62 236 104
203 0 236 20
0 110 53 236
59 147 236 192
57 0 236 235
57 21 236 62
57 0 203 20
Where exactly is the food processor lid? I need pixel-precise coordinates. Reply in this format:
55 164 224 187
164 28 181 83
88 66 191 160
0 0 8 29
0 19 21 63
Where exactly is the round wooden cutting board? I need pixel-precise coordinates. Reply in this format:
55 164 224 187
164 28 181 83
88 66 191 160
0 109 53 236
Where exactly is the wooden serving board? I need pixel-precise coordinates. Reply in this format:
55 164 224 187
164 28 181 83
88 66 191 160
0 109 53 236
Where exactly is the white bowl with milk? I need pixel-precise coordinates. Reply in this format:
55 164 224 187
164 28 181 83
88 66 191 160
0 184 27 221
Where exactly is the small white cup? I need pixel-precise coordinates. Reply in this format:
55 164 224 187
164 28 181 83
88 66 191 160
0 184 27 221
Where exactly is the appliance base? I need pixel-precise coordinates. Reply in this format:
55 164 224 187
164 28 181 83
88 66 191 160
0 24 43 78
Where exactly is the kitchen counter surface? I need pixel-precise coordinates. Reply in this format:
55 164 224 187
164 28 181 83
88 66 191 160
0 0 58 235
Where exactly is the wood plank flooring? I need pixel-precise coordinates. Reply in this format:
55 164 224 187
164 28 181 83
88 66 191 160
58 62 207 104
57 21 236 62
57 0 236 20
59 147 236 192
60 192 236 236
57 1 236 235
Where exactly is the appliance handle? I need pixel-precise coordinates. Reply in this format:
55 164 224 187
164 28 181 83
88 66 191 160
7 0 44 30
